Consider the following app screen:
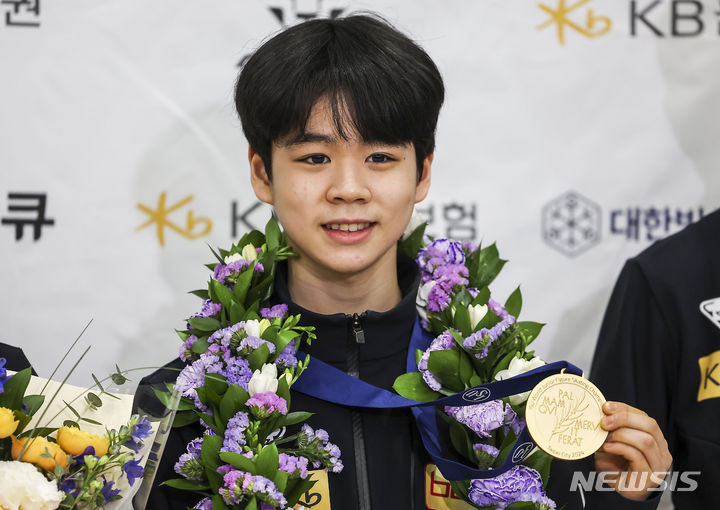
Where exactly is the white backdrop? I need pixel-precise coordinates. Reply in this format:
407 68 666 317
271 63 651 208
1 0 717 401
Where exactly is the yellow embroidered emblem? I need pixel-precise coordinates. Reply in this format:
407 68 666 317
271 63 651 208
697 350 720 402
424 463 475 509
294 469 331 509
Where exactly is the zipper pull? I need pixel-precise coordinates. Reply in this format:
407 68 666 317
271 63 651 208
352 313 365 344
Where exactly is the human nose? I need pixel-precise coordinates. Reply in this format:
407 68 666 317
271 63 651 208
325 159 371 203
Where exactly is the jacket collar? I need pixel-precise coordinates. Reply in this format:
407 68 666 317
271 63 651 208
273 254 421 363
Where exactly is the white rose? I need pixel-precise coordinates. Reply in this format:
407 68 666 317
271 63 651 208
224 252 244 264
495 356 546 406
0 460 64 510
248 363 279 396
416 281 436 321
244 319 262 338
401 209 425 240
241 243 258 261
468 304 488 330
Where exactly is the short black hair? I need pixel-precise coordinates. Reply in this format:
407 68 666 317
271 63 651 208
234 13 445 179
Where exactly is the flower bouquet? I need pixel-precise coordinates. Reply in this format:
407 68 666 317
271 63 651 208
392 222 557 509
163 219 342 510
0 353 152 510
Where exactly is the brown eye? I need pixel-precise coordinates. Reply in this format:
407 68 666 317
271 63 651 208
302 154 330 165
367 153 392 163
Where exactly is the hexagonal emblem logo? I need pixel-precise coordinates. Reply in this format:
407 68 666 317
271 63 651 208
542 191 602 257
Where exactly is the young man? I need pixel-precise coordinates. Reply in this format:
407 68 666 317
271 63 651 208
137 14 671 509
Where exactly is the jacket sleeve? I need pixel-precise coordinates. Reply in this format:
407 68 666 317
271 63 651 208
590 259 678 451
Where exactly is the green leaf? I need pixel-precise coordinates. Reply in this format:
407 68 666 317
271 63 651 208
152 388 194 411
428 350 464 392
246 496 258 510
516 321 545 345
232 265 255 304
18 426 56 438
398 222 427 259
492 351 519 379
81 417 102 426
392 372 441 402
281 411 313 428
0 368 31 409
204 374 228 399
91 374 104 393
448 417 474 461
189 288 210 300
22 394 45 416
273 469 289 492
265 216 282 252
187 317 222 331
220 451 256 474
201 434 223 492
505 502 537 510
505 286 522 318
172 410 199 428
255 443 279 479
63 400 81 419
247 343 271 372
276 372 290 404
160 478 210 491
285 477 318 508
112 365 128 385
211 280 234 310
458 351 474 386
86 392 102 408
229 301 246 324
219 384 250 423
190 336 210 354
211 495 230 510
63 420 79 428
453 303 472 337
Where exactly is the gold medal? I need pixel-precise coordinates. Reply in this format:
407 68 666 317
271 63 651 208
525 372 608 460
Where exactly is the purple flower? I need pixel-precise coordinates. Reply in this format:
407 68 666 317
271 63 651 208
100 477 121 503
469 465 556 509
417 330 457 391
221 411 250 454
0 358 9 394
278 453 310 479
217 468 287 508
123 415 152 453
418 239 466 273
213 260 264 286
297 425 343 473
444 400 518 439
463 315 516 359
246 391 288 418
260 304 288 319
275 340 298 370
238 336 276 356
122 457 144 486
193 498 213 510
179 334 199 362
473 443 500 458
175 436 205 480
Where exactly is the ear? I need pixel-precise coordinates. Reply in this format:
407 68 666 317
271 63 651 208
414 152 433 203
248 146 274 205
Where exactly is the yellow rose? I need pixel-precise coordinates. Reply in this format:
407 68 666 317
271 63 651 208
56 426 109 457
0 407 19 438
11 435 69 471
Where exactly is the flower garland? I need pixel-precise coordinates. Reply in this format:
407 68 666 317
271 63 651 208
168 217 556 510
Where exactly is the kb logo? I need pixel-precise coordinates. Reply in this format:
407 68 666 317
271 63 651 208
462 387 491 403
512 442 536 463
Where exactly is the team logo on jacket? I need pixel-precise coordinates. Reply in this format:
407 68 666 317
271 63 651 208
700 298 720 331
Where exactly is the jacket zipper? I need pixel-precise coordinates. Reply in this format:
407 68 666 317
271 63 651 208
347 312 371 509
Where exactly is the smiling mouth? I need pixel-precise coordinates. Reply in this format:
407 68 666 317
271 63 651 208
322 222 375 232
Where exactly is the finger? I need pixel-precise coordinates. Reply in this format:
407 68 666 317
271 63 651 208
601 404 666 450
603 401 647 417
605 427 665 471
601 440 651 474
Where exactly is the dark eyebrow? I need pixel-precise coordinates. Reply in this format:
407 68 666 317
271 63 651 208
278 131 339 148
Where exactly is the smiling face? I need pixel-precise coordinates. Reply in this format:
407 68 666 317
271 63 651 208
249 98 432 283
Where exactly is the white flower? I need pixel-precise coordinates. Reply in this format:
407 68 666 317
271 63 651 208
495 356 546 405
241 243 258 262
248 363 279 396
224 252 244 264
0 460 64 510
468 304 488 330
401 209 425 240
244 319 262 338
416 281 436 321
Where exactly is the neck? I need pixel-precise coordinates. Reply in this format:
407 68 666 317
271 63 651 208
287 248 403 316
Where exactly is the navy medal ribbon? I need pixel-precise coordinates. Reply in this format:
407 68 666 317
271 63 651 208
293 316 583 480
